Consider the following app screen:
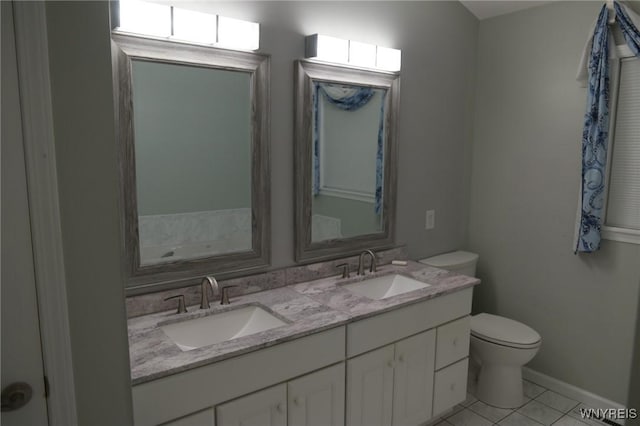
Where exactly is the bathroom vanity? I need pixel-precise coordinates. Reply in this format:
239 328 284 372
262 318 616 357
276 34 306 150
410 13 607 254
128 262 478 426
113 14 478 426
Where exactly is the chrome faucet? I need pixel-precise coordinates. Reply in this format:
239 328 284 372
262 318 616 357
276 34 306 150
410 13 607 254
357 250 377 275
200 276 219 309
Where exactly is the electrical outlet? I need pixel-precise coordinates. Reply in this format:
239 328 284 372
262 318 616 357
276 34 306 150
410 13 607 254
425 210 435 230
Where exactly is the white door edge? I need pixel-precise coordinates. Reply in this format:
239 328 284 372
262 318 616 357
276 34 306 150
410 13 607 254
12 2 78 425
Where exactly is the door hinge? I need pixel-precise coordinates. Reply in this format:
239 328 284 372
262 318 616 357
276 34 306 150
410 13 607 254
43 376 50 399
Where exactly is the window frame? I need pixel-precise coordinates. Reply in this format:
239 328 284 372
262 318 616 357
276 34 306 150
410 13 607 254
602 44 640 245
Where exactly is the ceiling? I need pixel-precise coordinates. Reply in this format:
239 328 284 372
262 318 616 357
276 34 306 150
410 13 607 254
459 1 555 20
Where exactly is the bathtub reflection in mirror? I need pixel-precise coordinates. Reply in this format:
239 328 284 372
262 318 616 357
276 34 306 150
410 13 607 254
132 60 252 265
112 34 270 290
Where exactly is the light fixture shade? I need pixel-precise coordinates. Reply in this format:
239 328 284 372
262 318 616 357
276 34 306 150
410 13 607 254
172 7 217 44
306 34 349 64
118 0 171 37
305 34 401 72
218 16 260 50
349 40 377 68
376 46 402 72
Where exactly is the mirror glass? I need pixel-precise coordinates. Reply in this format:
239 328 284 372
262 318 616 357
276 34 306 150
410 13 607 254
294 60 400 263
113 34 270 291
131 60 252 265
311 82 386 242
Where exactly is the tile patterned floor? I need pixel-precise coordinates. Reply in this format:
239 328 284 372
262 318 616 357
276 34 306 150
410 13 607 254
430 371 616 426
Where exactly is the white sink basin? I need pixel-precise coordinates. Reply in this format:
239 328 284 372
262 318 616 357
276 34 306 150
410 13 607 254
161 305 288 351
343 274 430 300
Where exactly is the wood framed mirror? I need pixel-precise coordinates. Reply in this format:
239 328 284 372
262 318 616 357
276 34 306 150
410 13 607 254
112 34 270 292
294 60 400 263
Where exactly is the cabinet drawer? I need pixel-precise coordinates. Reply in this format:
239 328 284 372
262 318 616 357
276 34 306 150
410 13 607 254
435 316 470 370
433 358 468 416
347 288 472 357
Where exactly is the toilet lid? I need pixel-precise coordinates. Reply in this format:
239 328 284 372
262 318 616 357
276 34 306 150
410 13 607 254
471 313 541 348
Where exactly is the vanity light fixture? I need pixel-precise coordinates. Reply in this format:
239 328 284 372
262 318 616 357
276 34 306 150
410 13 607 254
217 16 260 51
115 0 260 50
118 0 171 38
172 7 217 45
305 34 401 72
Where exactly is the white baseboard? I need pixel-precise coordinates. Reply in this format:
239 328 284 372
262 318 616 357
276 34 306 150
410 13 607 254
523 367 627 424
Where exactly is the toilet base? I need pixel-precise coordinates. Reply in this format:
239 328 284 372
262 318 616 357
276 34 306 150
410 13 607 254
476 364 524 409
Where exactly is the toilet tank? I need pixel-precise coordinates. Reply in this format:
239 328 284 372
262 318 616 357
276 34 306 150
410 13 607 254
419 251 479 277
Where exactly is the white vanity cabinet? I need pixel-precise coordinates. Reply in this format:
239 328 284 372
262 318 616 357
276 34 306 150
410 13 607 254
287 363 345 426
216 363 345 426
216 384 287 426
347 330 436 426
346 345 395 426
392 330 437 426
133 327 345 426
133 287 473 426
432 316 471 416
345 288 472 426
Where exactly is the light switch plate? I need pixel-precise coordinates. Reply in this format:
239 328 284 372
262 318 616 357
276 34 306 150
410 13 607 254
425 210 435 230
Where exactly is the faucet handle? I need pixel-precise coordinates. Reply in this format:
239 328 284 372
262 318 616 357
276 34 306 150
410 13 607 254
336 263 350 279
220 285 238 305
164 294 188 314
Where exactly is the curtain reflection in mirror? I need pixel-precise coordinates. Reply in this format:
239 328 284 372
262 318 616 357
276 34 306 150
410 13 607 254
311 82 387 242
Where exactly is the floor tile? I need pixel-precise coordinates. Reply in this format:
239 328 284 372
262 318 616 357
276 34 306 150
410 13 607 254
536 390 579 413
518 400 564 425
460 392 478 407
447 408 494 426
553 415 590 426
469 400 514 423
523 380 547 399
498 412 544 426
442 404 466 418
518 397 533 408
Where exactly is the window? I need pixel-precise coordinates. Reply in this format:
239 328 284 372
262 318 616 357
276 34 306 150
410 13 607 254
603 45 640 244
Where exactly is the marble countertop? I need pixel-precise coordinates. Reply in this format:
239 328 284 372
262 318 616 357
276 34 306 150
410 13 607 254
128 261 479 385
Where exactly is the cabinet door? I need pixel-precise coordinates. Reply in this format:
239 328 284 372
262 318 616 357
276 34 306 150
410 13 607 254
347 345 394 426
392 330 436 426
216 384 286 426
288 363 345 426
161 408 215 426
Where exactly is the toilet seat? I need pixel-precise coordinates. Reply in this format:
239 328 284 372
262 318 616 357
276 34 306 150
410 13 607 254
471 313 541 349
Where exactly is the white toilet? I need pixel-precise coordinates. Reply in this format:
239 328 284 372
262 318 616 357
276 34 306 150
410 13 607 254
419 251 541 409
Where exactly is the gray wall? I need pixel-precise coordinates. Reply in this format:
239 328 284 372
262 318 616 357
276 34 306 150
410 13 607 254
46 2 133 425
468 1 640 405
132 60 251 215
182 1 479 266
